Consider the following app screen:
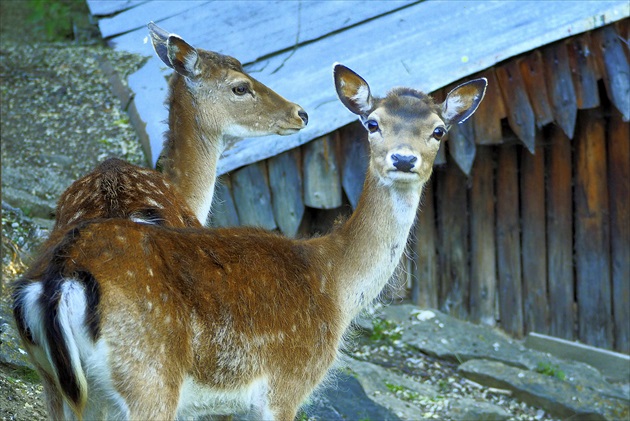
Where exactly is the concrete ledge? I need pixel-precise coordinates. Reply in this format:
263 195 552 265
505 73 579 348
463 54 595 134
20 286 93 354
525 332 630 383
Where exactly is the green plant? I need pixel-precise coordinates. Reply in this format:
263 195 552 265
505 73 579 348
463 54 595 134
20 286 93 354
370 318 403 343
385 382 420 402
27 0 74 40
535 361 566 381
437 379 450 393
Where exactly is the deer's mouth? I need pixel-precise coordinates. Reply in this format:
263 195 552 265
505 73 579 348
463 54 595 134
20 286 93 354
387 169 422 183
276 127 302 135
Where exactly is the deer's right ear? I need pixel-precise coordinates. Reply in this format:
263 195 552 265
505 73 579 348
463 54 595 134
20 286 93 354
441 78 487 125
334 64 374 116
148 22 172 69
166 35 201 79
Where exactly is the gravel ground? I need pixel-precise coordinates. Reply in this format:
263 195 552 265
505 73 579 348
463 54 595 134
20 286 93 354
0 2 556 420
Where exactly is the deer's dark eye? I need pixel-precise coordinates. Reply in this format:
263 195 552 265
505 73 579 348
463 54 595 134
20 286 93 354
366 120 379 133
433 127 446 140
232 84 249 96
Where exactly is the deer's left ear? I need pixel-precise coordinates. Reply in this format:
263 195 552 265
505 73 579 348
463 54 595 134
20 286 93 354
333 63 374 117
441 78 487 125
166 34 201 79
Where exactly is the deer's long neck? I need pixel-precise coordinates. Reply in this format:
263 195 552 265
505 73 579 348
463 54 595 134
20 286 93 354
323 166 423 322
161 78 224 225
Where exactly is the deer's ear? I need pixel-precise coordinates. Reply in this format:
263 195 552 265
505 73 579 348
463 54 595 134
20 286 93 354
166 35 200 78
148 22 172 69
441 78 487 125
334 64 374 116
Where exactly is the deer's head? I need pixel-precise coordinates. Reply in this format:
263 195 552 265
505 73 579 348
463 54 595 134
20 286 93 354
334 64 486 189
149 22 308 138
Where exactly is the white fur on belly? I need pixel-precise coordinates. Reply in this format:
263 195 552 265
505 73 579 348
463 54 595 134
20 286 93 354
176 376 272 420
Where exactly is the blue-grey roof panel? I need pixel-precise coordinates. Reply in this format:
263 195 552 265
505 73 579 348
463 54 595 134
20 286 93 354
90 0 629 172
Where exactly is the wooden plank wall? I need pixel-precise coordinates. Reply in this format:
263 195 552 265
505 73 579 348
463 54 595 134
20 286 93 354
209 23 629 352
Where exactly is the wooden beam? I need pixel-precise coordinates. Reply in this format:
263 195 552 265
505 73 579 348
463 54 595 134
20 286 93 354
574 108 612 349
268 149 304 237
303 135 342 209
340 122 369 210
231 161 277 230
99 1 207 38
496 61 536 153
607 109 629 353
86 0 148 17
209 175 239 228
546 126 575 341
436 164 470 319
542 42 578 139
469 146 496 326
520 132 549 334
472 69 506 145
615 19 629 62
518 51 554 128
566 34 600 110
496 144 524 338
592 25 630 121
447 119 476 176
412 179 438 308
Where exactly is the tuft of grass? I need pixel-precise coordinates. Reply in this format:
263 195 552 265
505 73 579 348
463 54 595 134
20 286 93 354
370 318 403 344
7 366 41 384
385 381 420 402
535 361 566 381
27 0 74 40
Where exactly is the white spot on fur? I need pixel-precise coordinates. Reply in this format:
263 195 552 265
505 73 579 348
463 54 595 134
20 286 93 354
146 197 164 209
68 209 85 223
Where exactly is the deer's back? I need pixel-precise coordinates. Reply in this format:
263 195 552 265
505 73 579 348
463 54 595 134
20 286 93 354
54 158 201 230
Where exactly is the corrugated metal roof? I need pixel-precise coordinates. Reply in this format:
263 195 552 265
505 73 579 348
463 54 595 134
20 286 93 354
87 0 629 173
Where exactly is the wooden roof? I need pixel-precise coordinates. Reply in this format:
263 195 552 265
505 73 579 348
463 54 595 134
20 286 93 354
87 0 629 173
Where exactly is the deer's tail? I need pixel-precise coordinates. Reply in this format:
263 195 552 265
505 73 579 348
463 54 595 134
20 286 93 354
12 225 101 420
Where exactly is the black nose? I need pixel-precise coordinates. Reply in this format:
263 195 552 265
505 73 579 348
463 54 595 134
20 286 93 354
391 154 417 172
298 110 308 125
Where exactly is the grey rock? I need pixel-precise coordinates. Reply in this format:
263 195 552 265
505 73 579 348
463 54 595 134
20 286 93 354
447 397 511 421
376 305 533 368
459 359 629 421
0 303 33 370
342 356 435 420
304 370 402 421
372 306 626 400
2 165 72 219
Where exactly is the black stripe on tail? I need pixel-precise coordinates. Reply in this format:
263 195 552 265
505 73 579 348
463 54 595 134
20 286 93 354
12 222 101 413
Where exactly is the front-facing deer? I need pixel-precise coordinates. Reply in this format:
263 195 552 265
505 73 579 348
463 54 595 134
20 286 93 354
54 22 307 229
13 65 486 420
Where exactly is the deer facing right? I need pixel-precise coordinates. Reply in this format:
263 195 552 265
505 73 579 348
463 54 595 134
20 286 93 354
13 64 486 420
53 22 307 230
